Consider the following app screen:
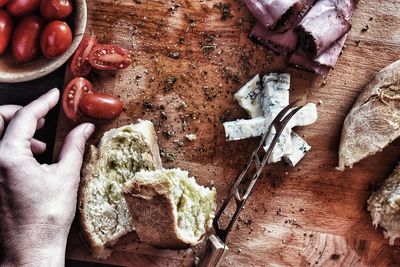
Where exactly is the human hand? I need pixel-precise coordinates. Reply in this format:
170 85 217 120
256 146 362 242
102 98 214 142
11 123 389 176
0 89 94 266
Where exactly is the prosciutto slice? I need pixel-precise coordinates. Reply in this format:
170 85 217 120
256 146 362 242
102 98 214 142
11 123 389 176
244 0 305 31
289 35 346 76
250 22 298 53
295 0 351 58
249 0 316 54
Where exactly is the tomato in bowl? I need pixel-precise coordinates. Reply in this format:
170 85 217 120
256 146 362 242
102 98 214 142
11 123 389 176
0 0 86 83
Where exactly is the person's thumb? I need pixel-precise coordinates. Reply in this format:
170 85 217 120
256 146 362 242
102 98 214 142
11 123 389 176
58 123 95 176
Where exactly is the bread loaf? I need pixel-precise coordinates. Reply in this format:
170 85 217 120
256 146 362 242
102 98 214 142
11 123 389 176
78 120 162 259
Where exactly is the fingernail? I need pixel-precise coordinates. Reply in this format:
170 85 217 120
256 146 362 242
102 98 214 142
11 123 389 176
83 123 95 139
49 88 59 93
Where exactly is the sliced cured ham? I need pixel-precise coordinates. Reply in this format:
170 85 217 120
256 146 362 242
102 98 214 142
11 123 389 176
249 0 316 54
295 0 351 58
289 35 346 76
250 22 298 53
244 0 305 31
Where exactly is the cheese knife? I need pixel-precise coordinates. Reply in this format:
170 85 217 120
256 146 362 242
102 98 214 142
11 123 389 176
197 101 304 267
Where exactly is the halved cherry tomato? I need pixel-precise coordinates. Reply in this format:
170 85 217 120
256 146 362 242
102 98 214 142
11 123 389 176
11 15 44 63
40 20 72 58
0 9 13 55
0 0 10 7
88 44 132 70
62 77 93 121
6 0 40 17
70 35 97 77
79 92 123 120
40 0 73 21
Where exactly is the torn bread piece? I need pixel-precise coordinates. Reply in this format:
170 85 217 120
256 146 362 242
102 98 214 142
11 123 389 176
368 163 400 245
123 168 216 249
234 74 263 118
78 121 162 259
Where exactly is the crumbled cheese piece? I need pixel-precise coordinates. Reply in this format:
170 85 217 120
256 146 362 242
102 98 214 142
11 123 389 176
234 74 263 118
223 117 267 141
185 133 197 141
283 132 311 167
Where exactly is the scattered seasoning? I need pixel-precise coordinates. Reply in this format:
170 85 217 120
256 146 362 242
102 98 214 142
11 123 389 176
220 110 231 123
169 4 180 14
134 0 142 4
160 110 168 120
179 36 185 44
361 25 369 32
143 99 154 110
331 254 341 260
165 76 177 92
355 40 361 46
163 130 174 139
213 2 233 20
168 51 180 59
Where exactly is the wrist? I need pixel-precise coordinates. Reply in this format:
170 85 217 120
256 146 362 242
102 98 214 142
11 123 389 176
1 224 68 266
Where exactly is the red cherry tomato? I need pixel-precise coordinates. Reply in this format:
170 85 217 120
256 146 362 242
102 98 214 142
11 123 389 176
70 35 97 77
40 20 72 58
11 15 44 63
0 9 13 55
0 0 10 7
6 0 40 17
62 77 93 121
78 92 123 120
40 0 72 21
88 44 132 70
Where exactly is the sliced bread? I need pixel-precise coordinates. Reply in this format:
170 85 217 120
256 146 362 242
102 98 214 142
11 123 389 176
78 120 162 259
122 168 216 249
367 163 400 245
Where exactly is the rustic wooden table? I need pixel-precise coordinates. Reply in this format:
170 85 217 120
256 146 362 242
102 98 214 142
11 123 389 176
3 0 400 266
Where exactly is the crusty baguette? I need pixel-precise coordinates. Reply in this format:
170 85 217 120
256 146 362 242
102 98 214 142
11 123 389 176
122 169 216 249
338 60 400 170
78 120 162 259
367 163 400 245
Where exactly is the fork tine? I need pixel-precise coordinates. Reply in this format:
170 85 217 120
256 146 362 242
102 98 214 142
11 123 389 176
263 105 304 161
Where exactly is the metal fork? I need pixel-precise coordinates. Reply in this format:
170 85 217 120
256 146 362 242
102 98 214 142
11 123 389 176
197 101 304 267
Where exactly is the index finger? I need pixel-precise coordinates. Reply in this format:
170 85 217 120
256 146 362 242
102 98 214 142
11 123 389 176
2 88 60 148
0 105 22 136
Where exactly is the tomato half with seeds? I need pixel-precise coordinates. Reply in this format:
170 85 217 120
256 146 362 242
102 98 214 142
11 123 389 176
70 35 97 77
78 92 123 120
88 44 132 71
62 77 93 121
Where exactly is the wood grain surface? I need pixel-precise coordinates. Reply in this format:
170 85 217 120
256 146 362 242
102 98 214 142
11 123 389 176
55 0 400 266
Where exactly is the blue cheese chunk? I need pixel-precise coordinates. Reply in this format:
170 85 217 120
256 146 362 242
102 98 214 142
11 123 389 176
224 105 317 142
223 117 267 141
261 73 290 117
287 103 318 128
234 74 263 118
283 132 311 167
262 73 291 162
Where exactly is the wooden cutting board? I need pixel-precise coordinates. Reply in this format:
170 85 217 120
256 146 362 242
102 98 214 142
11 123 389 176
54 0 400 265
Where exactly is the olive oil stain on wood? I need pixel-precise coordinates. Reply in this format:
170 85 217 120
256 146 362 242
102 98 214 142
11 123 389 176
55 0 400 266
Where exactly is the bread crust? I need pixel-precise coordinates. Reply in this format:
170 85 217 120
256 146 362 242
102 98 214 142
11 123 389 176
122 182 193 249
77 121 163 259
338 60 400 170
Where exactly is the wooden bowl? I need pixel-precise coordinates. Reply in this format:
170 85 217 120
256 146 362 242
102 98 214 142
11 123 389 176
0 0 87 83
